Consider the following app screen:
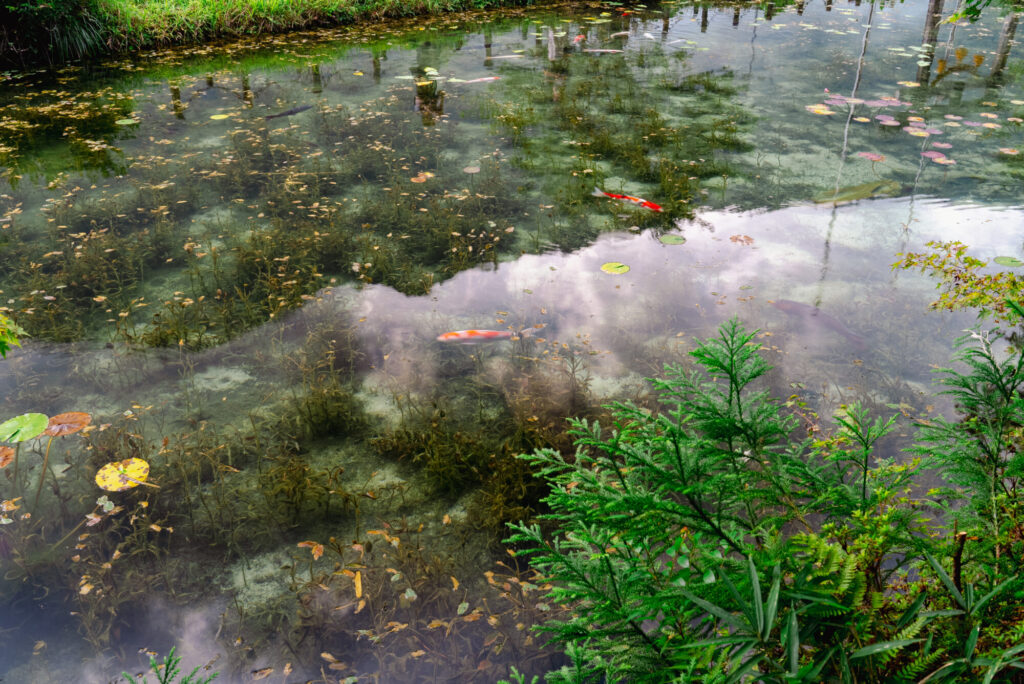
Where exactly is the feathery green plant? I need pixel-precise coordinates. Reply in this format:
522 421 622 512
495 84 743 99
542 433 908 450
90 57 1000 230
122 646 218 684
507 317 1024 682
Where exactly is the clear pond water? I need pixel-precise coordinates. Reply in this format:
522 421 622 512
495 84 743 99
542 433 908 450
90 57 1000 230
0 0 1022 681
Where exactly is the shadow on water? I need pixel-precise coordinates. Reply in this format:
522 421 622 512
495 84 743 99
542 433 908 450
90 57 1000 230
1 0 1024 680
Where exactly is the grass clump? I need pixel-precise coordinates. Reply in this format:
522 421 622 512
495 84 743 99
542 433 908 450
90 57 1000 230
507 317 1024 682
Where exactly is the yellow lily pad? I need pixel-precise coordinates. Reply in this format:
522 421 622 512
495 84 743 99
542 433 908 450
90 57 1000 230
601 262 630 274
95 457 152 492
209 114 230 120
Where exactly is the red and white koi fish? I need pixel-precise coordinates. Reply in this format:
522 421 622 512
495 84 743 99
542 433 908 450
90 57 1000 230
437 324 545 343
573 34 586 44
461 76 501 84
592 187 663 212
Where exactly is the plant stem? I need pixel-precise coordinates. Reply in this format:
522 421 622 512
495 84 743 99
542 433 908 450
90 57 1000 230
32 435 55 513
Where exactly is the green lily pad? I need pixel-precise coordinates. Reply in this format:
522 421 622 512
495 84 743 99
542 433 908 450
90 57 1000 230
659 234 686 245
601 262 630 274
0 413 49 442
994 256 1024 267
114 118 137 125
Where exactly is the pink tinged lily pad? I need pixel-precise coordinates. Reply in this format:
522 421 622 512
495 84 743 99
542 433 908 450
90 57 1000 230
865 100 891 107
963 121 982 127
982 123 1002 129
933 157 957 165
857 151 885 162
944 114 963 120
908 121 926 127
905 128 930 137
1008 117 1023 123
932 142 953 149
922 150 946 159
924 128 944 135
998 147 1020 155
875 114 896 121
907 116 925 122
880 120 901 126
825 99 846 106
944 122 962 127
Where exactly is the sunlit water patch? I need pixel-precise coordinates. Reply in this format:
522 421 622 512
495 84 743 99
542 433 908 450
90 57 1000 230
1 0 1023 681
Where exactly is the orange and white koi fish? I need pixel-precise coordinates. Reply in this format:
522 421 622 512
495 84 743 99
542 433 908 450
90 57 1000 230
592 187 663 212
573 34 586 44
437 324 545 343
437 329 512 343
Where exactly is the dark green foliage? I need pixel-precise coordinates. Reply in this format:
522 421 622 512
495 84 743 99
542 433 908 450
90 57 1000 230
0 0 103 66
506 318 1024 683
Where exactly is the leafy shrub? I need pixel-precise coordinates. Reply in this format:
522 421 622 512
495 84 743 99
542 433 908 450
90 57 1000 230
507 318 1024 683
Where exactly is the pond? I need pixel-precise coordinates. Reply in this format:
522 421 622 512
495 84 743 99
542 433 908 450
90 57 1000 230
0 0 1022 681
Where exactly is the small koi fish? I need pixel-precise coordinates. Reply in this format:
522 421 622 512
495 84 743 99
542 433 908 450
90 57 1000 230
573 34 586 44
437 329 512 343
583 49 624 54
461 76 501 84
610 31 630 38
264 104 312 120
592 187 663 212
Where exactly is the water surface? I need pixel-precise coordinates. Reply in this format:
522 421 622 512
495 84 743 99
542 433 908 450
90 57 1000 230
1 0 1022 681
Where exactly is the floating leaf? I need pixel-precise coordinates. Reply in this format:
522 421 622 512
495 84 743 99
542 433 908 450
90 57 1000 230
600 262 630 274
659 234 686 245
404 587 418 600
209 114 230 120
0 413 48 442
994 256 1024 267
114 118 137 125
462 166 481 174
45 412 91 437
457 601 470 615
0 446 12 468
95 457 152 492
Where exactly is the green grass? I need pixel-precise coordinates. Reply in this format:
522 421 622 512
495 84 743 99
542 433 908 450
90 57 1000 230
0 0 541 65
94 0 536 52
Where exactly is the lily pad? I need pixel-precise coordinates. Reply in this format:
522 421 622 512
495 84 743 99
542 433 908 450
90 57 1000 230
45 412 91 437
114 118 137 125
994 256 1024 267
601 262 630 274
95 457 153 492
209 114 230 120
0 413 48 443
659 234 686 245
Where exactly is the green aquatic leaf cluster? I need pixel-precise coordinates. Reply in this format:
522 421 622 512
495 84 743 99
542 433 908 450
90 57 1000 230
506 317 1024 683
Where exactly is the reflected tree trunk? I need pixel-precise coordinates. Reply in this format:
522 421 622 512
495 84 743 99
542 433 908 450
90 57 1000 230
701 6 709 32
240 74 253 107
311 64 322 94
916 0 945 84
733 7 741 27
989 13 1019 82
170 85 185 119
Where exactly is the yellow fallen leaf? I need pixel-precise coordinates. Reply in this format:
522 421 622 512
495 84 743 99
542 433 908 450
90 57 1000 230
354 570 362 598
